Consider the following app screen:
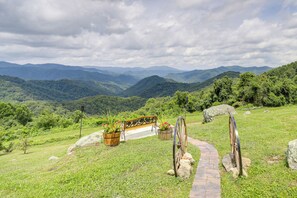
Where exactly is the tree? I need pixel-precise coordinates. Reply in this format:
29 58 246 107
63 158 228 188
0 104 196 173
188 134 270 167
237 72 260 104
212 76 233 102
174 91 188 108
14 105 32 125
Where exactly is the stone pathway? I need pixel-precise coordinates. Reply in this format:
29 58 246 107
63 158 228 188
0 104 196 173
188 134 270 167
188 137 221 198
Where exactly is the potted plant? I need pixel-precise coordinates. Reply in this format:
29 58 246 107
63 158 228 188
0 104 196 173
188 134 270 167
102 116 122 146
158 121 172 140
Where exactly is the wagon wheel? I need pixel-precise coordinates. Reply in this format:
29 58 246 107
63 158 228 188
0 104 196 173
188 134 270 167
173 116 188 177
229 113 243 176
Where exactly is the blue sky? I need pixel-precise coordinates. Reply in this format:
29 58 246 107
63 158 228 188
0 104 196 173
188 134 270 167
0 0 296 69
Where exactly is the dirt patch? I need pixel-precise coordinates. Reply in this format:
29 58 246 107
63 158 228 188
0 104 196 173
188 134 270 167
266 155 283 165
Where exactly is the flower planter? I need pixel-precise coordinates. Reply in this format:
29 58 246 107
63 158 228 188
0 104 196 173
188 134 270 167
103 132 121 146
158 128 173 140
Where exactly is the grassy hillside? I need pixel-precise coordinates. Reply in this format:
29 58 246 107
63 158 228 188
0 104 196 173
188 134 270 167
188 106 297 197
166 66 271 83
0 75 123 102
0 126 199 198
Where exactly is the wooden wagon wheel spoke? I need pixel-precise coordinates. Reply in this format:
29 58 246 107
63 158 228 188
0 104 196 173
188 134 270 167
228 113 243 176
173 116 188 177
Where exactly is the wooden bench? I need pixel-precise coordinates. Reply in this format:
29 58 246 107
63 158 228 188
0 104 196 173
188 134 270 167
122 116 158 141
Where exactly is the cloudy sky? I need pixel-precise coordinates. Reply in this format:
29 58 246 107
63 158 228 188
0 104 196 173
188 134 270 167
0 0 296 69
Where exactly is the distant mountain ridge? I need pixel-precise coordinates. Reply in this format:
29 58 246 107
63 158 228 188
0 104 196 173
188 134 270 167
121 75 174 97
0 61 138 89
166 65 271 83
88 65 183 79
122 71 240 98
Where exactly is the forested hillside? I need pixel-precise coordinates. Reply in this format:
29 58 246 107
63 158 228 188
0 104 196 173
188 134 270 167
62 95 147 115
0 75 123 101
122 71 239 98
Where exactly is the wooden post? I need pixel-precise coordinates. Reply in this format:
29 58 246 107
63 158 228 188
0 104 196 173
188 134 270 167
79 105 84 138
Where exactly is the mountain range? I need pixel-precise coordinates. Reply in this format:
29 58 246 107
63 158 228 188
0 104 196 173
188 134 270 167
166 66 271 83
121 71 240 98
0 61 273 102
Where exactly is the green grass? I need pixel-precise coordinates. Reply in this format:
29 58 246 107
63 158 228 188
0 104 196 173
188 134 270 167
0 127 199 197
188 105 297 197
3 105 297 197
30 127 101 145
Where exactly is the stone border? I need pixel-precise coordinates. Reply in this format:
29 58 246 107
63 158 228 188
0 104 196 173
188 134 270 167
188 137 221 198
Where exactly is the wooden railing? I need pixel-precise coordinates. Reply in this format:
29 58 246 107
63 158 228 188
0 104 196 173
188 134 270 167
122 116 158 141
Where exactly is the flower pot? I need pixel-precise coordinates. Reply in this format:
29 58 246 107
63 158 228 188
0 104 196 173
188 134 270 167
158 128 173 140
103 132 121 146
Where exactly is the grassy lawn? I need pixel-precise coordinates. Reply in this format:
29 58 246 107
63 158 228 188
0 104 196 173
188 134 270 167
188 105 297 197
31 126 101 145
0 127 199 197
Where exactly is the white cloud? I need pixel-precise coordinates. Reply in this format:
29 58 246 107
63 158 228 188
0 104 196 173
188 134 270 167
0 0 296 69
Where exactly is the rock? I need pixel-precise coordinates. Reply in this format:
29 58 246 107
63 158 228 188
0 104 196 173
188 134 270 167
67 132 102 155
222 154 251 178
167 169 175 176
203 104 236 123
230 167 239 178
177 159 193 179
49 156 59 161
67 144 76 155
244 111 251 115
287 139 297 170
222 154 233 172
182 152 195 165
242 157 251 169
264 110 270 113
242 169 248 177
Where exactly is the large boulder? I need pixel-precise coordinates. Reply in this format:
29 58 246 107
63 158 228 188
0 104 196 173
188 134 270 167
287 139 297 170
67 132 102 155
203 104 236 123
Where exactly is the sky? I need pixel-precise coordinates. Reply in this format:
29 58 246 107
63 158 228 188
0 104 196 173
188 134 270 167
0 0 296 70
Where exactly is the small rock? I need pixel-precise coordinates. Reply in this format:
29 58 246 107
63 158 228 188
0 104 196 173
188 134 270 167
167 169 175 176
48 156 59 161
242 157 251 169
244 111 251 115
230 167 239 178
222 154 250 178
264 110 270 113
287 139 297 170
67 144 76 155
242 169 248 177
222 154 233 172
177 159 193 179
182 152 195 165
